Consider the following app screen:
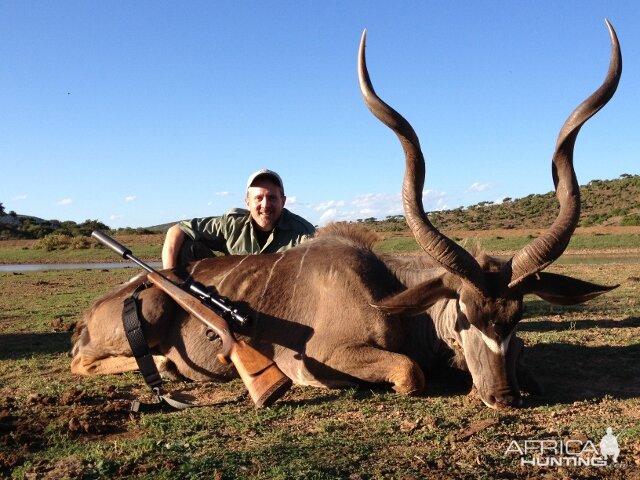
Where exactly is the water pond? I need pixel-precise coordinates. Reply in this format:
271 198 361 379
0 262 162 272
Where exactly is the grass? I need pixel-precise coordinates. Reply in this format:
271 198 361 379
375 232 640 254
2 229 638 264
0 234 164 264
1 237 640 478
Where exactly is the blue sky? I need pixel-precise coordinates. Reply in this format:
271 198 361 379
2 2 638 229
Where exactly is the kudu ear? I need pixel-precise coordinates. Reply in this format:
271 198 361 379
523 272 619 306
371 276 457 315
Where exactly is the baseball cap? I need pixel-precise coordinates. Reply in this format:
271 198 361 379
246 169 284 193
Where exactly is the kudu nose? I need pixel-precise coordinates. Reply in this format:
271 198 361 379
489 393 522 409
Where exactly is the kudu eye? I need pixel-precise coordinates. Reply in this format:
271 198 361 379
492 319 517 339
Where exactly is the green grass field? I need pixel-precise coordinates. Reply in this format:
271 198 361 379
0 235 164 265
375 232 640 255
1 236 639 479
1 231 638 264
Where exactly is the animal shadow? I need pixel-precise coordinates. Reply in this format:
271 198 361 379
523 340 640 406
519 313 640 333
0 332 71 360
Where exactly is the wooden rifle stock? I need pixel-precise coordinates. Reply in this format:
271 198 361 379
90 230 291 408
146 272 292 407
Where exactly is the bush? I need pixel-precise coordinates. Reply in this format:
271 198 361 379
32 233 96 251
33 234 73 251
71 236 91 249
610 207 629 216
621 215 640 226
580 213 611 227
114 227 156 235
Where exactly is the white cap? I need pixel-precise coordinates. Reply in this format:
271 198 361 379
246 169 284 193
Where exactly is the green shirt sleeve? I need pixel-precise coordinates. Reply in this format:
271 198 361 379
178 216 231 253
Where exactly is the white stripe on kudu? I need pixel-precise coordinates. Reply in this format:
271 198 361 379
290 245 311 303
216 255 251 290
255 252 286 315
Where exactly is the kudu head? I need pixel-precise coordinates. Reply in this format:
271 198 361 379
360 21 622 409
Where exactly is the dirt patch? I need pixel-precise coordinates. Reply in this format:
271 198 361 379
0 387 137 473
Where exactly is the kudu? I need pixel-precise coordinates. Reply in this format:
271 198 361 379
71 22 621 409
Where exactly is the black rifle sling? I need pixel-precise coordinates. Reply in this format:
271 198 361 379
122 284 162 389
122 282 194 412
121 282 247 412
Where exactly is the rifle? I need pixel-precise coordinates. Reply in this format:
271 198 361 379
92 230 292 408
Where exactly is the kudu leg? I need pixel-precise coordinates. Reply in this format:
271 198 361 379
70 352 176 377
323 345 425 394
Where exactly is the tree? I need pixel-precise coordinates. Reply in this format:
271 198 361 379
76 219 111 236
0 202 5 216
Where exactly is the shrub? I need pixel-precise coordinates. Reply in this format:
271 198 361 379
610 207 629 216
32 233 96 251
620 215 640 226
114 227 156 235
71 236 92 249
33 234 73 251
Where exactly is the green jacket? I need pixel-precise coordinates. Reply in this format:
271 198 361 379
178 208 315 256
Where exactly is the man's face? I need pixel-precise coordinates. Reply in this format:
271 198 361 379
245 178 286 232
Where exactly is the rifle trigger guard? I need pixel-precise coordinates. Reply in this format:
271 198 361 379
203 329 231 364
205 329 218 341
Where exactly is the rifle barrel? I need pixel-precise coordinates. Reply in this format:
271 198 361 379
92 230 154 273
93 229 249 326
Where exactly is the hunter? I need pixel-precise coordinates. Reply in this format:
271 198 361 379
162 169 315 269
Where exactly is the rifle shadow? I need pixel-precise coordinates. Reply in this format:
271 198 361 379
0 332 71 360
166 307 405 401
164 309 320 382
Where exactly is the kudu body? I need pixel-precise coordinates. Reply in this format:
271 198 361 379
72 22 621 408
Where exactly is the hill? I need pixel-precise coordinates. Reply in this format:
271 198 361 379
364 174 640 233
